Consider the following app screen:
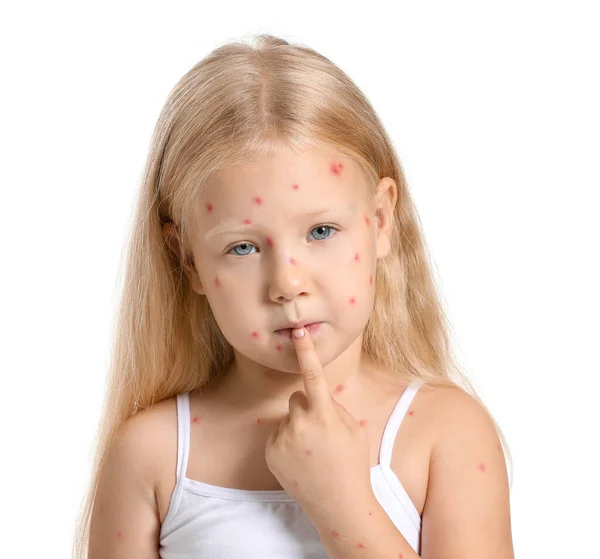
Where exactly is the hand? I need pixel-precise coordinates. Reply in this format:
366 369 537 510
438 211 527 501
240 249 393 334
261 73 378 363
264 327 374 527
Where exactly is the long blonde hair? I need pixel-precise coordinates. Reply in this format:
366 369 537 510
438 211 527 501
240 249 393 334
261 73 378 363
73 33 513 557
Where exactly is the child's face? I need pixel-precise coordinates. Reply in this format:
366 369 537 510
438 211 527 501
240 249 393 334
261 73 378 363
181 146 395 374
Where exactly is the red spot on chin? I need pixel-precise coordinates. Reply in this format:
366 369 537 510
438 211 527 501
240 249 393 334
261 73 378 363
359 419 367 427
214 276 220 288
330 162 343 176
369 275 373 285
408 410 414 416
254 196 262 205
478 462 486 473
251 331 259 338
243 218 252 225
349 297 356 305
276 344 283 351
266 237 274 248
330 529 341 539
206 203 213 213
364 215 370 226
354 252 360 262
292 184 299 190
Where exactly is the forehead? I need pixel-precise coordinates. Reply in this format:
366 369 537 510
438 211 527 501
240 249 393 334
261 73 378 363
204 147 370 210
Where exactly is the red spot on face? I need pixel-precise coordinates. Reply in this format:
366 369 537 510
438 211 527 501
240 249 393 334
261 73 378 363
330 162 343 176
288 257 296 265
354 252 360 262
368 511 372 516
359 419 367 427
305 449 313 456
330 529 341 539
408 410 414 416
478 462 486 473
254 196 262 205
349 297 356 305
292 184 299 190
257 417 263 424
243 218 252 225
369 274 373 286
251 331 259 338
266 237 274 248
276 344 283 351
357 542 365 549
332 384 344 394
214 276 220 288
364 215 370 226
116 530 122 539
206 203 213 213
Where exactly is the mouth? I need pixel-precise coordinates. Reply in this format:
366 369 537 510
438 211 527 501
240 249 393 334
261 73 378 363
274 322 324 338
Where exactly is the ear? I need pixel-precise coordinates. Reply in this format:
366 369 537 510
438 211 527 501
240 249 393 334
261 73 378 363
374 178 398 260
161 222 206 295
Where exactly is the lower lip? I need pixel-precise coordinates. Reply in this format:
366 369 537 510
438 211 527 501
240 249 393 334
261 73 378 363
275 322 324 338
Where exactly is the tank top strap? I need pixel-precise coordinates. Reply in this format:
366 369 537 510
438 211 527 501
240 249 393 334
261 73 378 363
174 392 191 485
378 380 425 468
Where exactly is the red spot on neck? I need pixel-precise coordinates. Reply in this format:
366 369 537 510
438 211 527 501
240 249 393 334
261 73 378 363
478 462 486 473
256 417 263 424
408 409 414 416
192 416 201 423
330 529 341 539
276 344 283 351
357 542 365 549
288 257 296 265
305 449 313 455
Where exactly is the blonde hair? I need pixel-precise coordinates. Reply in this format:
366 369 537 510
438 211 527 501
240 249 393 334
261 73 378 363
73 33 513 557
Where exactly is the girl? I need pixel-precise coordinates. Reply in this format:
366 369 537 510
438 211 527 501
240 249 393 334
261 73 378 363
74 34 515 558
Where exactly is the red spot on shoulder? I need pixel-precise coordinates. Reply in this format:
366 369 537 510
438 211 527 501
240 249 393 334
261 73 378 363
243 218 252 225
266 237 274 248
364 215 370 226
349 297 356 305
354 252 360 262
205 203 213 213
359 419 367 427
292 184 299 190
408 409 414 416
330 529 341 539
214 276 220 288
254 196 263 205
251 331 259 338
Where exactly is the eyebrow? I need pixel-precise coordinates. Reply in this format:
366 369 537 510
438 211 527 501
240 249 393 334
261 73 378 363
204 206 353 241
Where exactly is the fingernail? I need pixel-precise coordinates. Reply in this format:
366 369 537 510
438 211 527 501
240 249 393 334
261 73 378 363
292 328 305 338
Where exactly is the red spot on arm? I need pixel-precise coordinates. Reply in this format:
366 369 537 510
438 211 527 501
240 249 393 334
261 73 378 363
254 196 262 205
292 183 299 190
206 203 213 213
349 297 356 305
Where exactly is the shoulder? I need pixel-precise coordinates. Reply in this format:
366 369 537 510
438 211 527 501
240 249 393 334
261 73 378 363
420 384 515 558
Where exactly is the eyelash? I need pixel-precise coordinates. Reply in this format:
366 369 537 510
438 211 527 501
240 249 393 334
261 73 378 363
227 224 339 257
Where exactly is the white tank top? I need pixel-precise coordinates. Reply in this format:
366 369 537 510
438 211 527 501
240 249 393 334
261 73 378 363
159 380 424 557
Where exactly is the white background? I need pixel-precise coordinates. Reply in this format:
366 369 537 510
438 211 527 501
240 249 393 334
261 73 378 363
1 1 598 557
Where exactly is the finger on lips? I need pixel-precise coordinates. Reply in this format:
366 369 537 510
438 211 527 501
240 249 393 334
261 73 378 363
291 328 330 408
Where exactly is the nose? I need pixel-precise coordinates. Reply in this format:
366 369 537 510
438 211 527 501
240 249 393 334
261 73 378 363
268 254 308 304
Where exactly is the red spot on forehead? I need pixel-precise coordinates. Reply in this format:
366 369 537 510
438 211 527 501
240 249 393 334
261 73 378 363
206 203 213 213
243 218 252 225
214 276 220 288
266 237 274 248
364 215 370 226
292 184 299 190
251 331 259 338
254 196 263 205
330 162 343 176
349 297 356 305
276 344 283 351
369 275 373 285
354 252 360 262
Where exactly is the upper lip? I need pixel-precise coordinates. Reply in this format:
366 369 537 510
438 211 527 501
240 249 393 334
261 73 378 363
275 321 319 331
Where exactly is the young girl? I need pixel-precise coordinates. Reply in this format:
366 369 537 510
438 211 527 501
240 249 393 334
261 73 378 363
75 34 515 558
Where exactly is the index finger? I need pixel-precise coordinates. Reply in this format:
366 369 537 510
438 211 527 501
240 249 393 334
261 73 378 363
291 327 331 409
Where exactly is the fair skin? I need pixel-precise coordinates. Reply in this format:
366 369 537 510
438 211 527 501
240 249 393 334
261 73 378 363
163 145 398 419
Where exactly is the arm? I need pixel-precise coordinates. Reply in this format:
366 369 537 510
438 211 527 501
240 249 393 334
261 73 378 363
88 411 161 558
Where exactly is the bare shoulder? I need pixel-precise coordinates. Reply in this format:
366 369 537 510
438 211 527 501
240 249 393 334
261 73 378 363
88 398 178 558
419 384 515 559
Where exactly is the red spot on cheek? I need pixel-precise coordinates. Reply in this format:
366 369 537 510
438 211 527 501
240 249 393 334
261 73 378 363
349 297 356 305
276 344 283 351
243 218 252 225
354 252 360 262
478 462 486 473
292 184 299 190
364 215 370 226
330 529 341 539
254 196 263 205
266 237 274 248
359 419 367 427
206 203 213 213
251 331 259 338
214 276 220 288
330 162 344 176
287 257 296 265
369 274 373 286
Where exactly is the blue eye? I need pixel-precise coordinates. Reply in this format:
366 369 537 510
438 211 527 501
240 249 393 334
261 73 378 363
228 225 337 257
